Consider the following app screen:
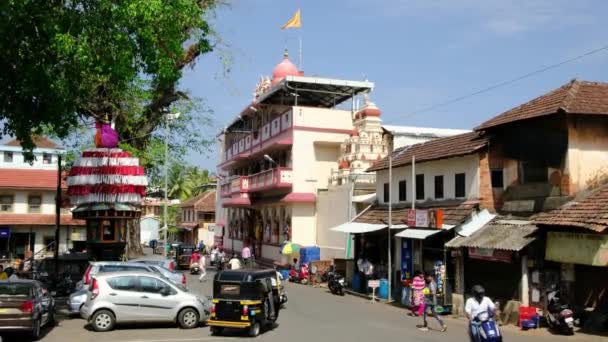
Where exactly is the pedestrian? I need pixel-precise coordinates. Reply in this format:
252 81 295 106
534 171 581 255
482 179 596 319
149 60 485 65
411 270 425 316
198 253 207 282
241 243 251 268
228 254 241 270
419 273 447 332
5 267 18 280
0 265 6 280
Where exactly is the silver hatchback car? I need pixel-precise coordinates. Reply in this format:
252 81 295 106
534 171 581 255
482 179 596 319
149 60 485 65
80 272 210 332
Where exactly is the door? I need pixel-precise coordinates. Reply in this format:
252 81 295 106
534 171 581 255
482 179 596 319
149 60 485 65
105 275 141 321
137 276 180 321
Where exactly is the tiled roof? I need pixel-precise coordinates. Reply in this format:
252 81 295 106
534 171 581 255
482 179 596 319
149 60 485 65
0 214 84 226
4 136 62 149
0 169 66 190
532 185 608 232
367 132 488 172
477 80 608 130
180 190 215 212
446 217 538 251
354 200 479 226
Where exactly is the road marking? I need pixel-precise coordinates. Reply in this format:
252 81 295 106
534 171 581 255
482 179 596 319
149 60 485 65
115 338 228 342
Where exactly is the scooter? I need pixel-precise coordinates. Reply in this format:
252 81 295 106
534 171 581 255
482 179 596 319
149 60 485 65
546 290 575 335
472 311 502 342
289 263 309 284
327 266 345 296
190 262 200 275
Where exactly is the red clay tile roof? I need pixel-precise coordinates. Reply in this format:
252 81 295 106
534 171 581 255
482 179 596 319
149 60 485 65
477 80 608 130
0 169 66 190
180 190 215 212
4 136 62 149
532 185 608 232
0 214 84 226
354 200 479 226
367 132 488 172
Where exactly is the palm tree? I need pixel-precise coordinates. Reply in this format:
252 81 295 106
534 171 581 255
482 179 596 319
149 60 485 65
186 167 213 196
168 164 192 200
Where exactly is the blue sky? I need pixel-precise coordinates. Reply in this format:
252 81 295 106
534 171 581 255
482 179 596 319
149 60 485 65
181 0 608 170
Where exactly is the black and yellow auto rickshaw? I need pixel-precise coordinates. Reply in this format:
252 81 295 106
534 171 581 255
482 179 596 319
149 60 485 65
208 269 281 337
175 243 196 269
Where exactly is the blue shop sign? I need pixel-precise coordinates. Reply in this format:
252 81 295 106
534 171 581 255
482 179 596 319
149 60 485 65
0 227 11 238
401 239 413 279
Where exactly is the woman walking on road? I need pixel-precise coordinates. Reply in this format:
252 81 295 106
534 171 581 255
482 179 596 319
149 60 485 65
411 270 425 316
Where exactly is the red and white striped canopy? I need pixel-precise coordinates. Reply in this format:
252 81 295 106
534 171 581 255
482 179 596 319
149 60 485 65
67 148 147 206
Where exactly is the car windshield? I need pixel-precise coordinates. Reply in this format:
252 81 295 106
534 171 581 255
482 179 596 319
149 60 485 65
0 283 32 297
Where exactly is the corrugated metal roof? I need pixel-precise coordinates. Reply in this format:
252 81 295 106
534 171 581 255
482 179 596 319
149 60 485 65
446 219 538 251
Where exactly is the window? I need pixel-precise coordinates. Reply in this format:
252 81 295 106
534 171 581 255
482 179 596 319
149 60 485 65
139 277 165 294
491 169 504 189
28 195 42 213
398 180 407 202
520 160 548 183
415 174 424 200
455 173 466 198
3 152 13 163
107 276 139 292
0 195 13 212
434 175 444 199
43 236 55 252
383 182 389 203
42 153 52 164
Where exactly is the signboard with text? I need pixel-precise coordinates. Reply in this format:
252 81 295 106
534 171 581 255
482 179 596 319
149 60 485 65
368 280 380 288
406 209 443 228
401 239 413 280
469 247 512 263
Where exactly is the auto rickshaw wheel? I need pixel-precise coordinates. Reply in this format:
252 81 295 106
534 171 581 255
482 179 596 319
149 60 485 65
249 322 261 337
210 326 223 335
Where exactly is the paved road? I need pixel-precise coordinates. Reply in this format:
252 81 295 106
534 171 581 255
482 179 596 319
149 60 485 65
8 269 601 342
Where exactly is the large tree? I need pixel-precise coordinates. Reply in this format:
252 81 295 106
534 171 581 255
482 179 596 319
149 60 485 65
0 0 223 257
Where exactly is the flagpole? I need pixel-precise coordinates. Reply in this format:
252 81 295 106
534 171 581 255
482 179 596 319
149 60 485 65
298 36 303 70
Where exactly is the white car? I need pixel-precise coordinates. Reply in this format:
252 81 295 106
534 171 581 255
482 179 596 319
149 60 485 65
80 272 210 332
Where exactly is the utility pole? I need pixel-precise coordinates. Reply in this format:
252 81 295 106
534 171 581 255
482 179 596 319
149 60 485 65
54 155 62 274
163 117 169 258
388 154 392 302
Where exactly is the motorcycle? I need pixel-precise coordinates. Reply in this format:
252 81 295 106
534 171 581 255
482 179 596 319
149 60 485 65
289 263 309 284
546 290 575 335
54 272 75 297
327 266 345 296
472 311 502 342
190 262 200 275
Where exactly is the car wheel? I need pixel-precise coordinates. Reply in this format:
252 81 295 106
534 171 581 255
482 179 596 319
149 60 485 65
249 321 261 337
210 326 223 335
178 307 200 329
31 318 42 340
91 309 116 332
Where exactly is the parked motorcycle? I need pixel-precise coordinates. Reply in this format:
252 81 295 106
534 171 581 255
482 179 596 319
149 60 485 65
546 290 575 335
190 262 200 275
327 266 345 296
54 272 75 297
289 263 309 284
472 311 502 342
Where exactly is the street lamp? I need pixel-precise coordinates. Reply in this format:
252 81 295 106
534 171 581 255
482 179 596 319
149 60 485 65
162 111 181 258
263 154 278 167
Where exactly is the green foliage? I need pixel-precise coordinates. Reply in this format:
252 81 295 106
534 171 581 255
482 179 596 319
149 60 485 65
0 0 218 160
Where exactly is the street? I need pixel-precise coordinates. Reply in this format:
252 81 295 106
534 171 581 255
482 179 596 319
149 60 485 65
11 270 598 342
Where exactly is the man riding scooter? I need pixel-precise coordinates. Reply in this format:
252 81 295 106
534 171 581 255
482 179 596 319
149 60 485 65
465 285 500 342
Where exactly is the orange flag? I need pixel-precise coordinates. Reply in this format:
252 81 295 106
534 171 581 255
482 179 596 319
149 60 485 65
281 9 302 29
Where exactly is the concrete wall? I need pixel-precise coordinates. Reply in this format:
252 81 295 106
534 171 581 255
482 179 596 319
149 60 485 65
316 185 351 260
566 116 608 193
292 130 346 193
292 106 353 129
291 203 316 247
0 147 62 170
140 217 160 245
1 190 58 214
376 154 481 204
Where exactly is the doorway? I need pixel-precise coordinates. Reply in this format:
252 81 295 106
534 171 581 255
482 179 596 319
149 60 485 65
10 232 35 259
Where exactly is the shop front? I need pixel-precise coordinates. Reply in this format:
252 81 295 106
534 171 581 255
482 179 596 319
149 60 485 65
446 218 539 322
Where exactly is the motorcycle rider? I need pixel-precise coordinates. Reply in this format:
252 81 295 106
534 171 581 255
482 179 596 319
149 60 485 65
465 285 496 342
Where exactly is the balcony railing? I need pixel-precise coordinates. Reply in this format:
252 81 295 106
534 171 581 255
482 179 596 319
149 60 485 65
221 168 293 197
249 167 293 192
224 111 293 163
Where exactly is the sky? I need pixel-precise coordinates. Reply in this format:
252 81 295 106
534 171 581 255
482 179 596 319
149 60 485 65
181 0 608 170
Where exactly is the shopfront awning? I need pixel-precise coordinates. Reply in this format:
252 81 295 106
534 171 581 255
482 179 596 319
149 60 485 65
446 219 538 251
331 222 386 234
395 225 455 240
352 193 377 204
